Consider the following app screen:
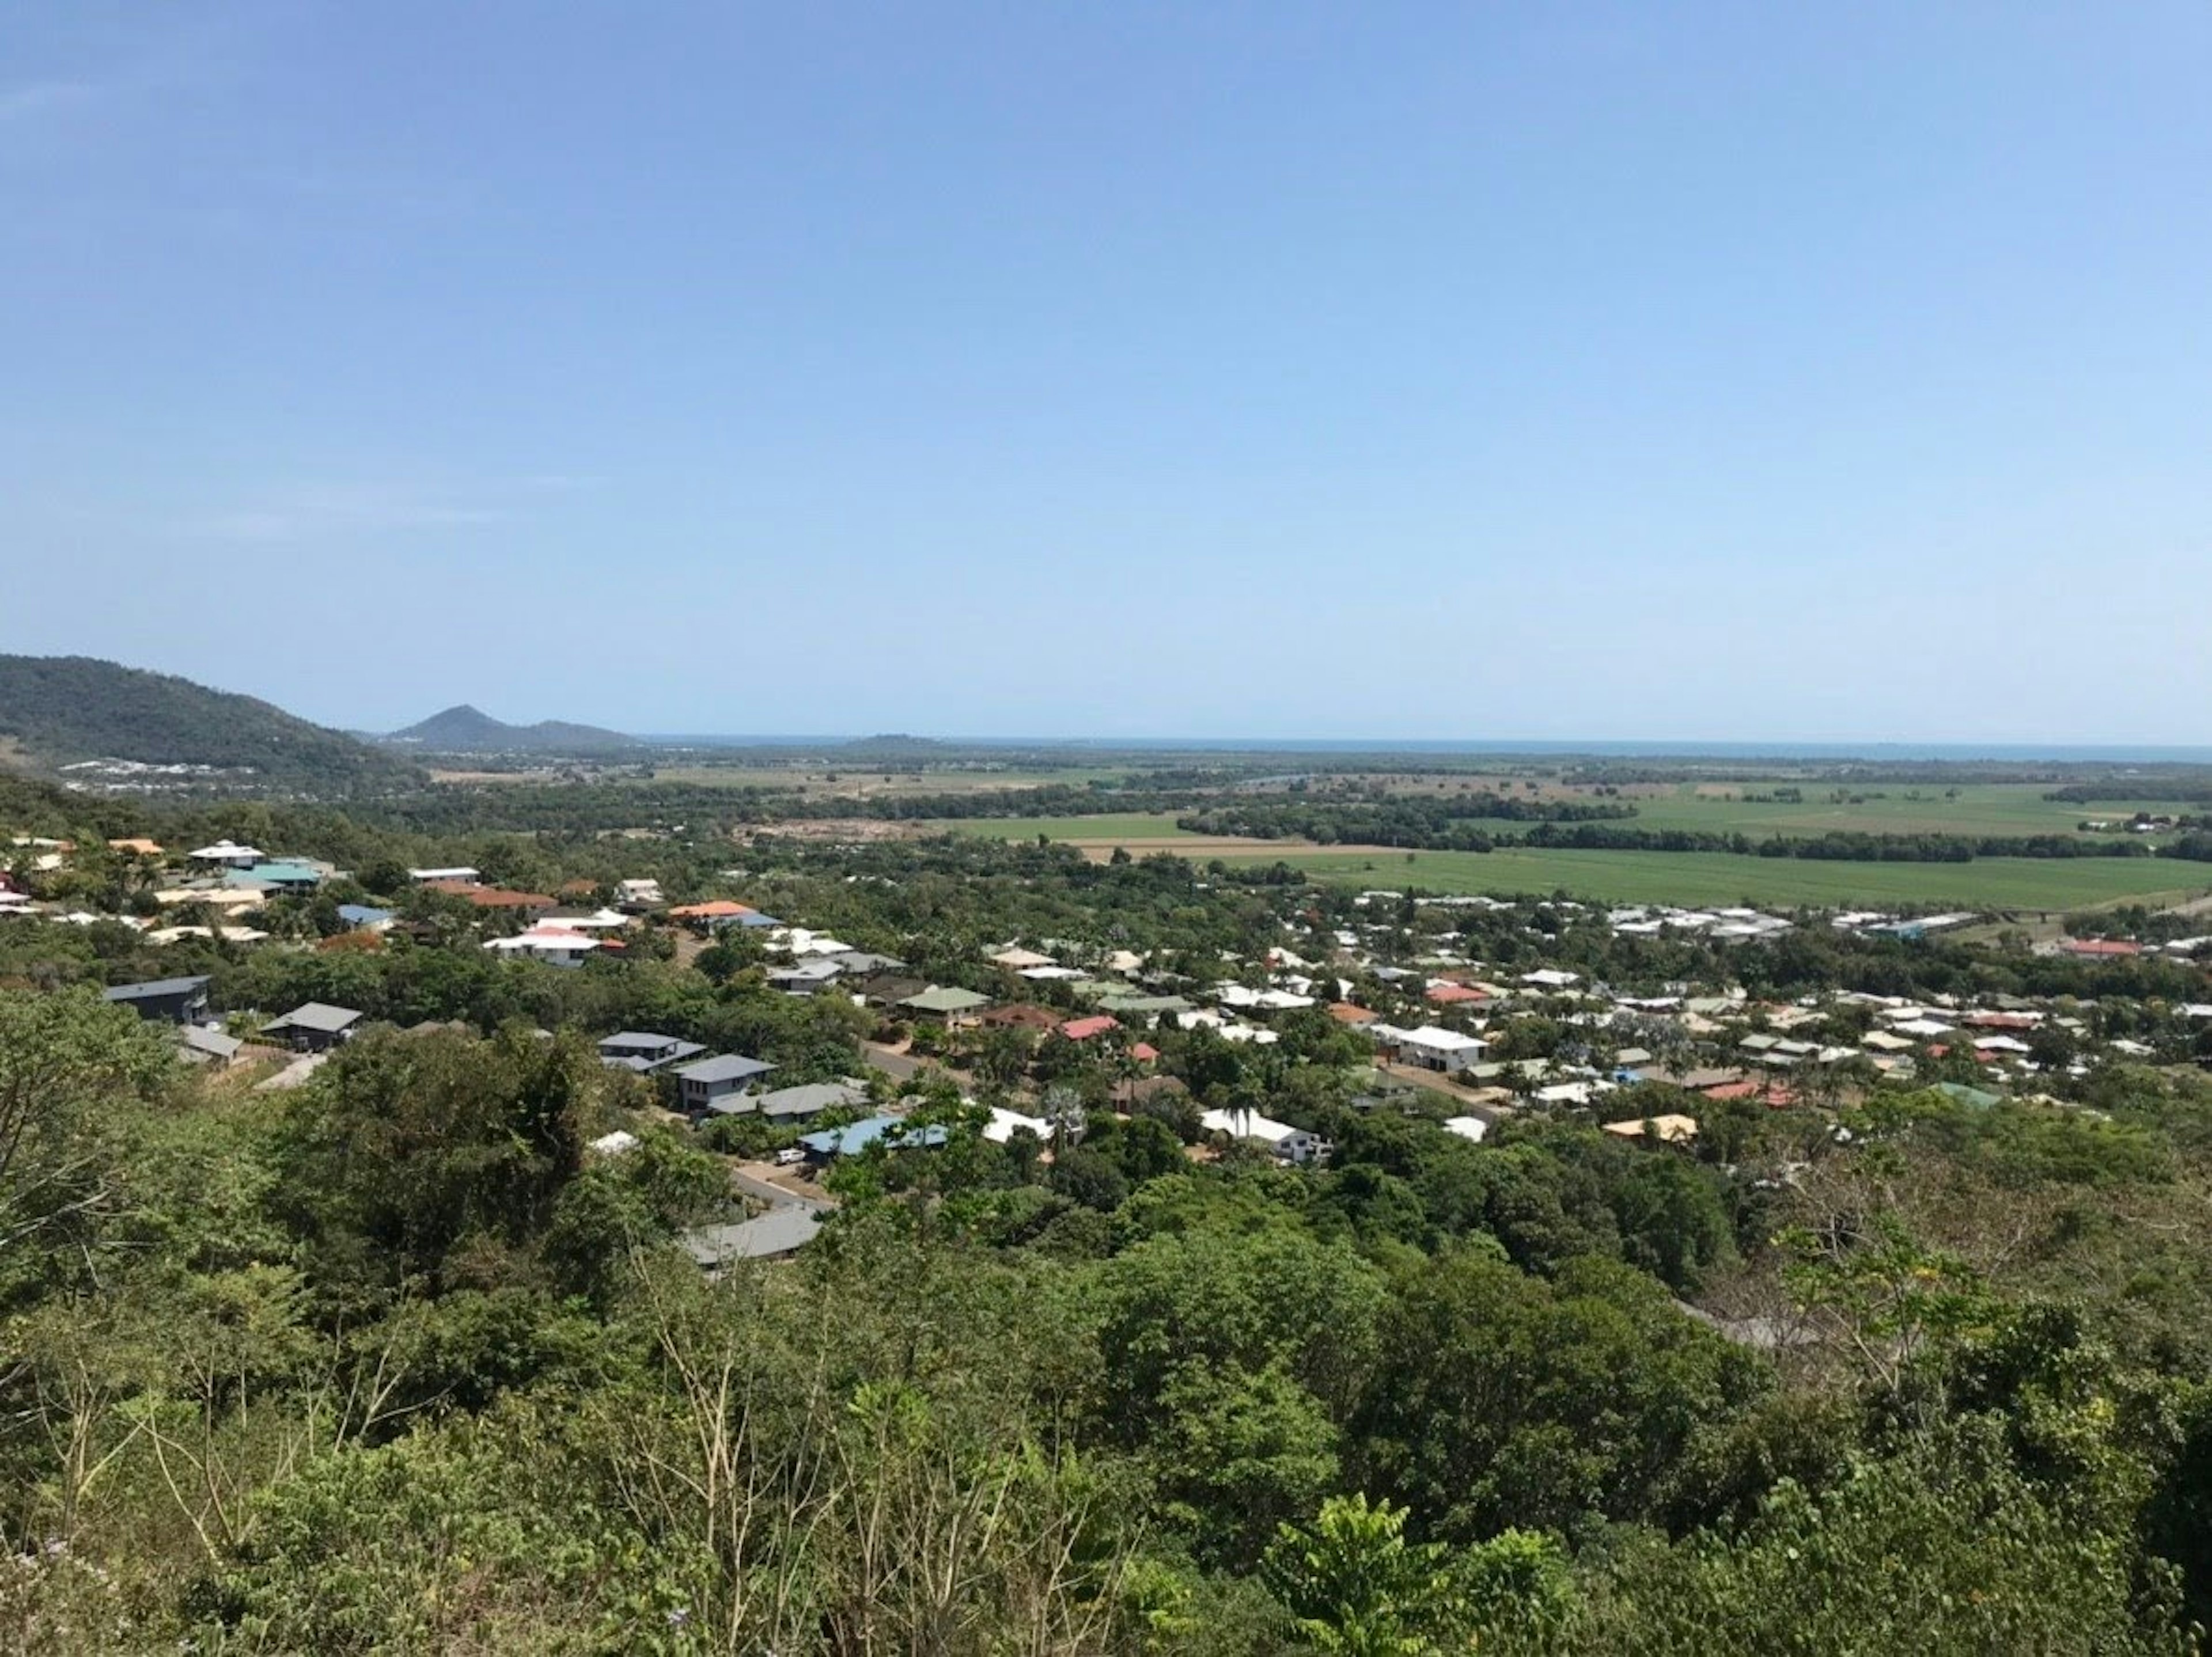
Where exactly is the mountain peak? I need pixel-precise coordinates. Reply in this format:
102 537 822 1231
388 704 638 754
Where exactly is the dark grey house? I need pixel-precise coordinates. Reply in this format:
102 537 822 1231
103 976 212 1025
259 1002 363 1052
596 1032 707 1074
672 1053 778 1115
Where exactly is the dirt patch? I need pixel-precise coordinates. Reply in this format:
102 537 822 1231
745 818 930 844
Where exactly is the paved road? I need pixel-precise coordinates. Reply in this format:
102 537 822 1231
862 1041 922 1081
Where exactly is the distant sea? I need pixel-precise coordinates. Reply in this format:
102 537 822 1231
641 735 2212 764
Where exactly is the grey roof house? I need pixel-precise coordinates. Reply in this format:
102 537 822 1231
104 976 211 1025
596 1032 707 1073
178 1025 244 1067
678 1205 822 1268
768 958 846 995
672 1053 778 1114
755 1079 870 1121
259 1002 363 1051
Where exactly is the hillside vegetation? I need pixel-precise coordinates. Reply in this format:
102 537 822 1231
0 655 418 794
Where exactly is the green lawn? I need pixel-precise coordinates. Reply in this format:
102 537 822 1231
1588 783 2173 841
1214 846 2211 912
948 812 1195 841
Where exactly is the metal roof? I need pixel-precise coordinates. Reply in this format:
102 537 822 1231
264 1002 362 1033
679 1206 822 1266
674 1053 777 1086
104 976 210 1001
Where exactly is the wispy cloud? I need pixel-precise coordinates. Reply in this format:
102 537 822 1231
0 78 101 124
196 482 518 544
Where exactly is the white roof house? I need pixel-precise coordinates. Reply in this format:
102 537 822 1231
1442 1116 1490 1143
983 1105 1052 1144
1217 983 1316 1012
187 840 264 866
1387 1024 1488 1074
484 926 602 965
409 866 481 884
1200 1107 1298 1146
1520 969 1581 989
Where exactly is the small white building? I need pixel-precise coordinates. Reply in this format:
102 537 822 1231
1199 1106 1328 1164
483 926 602 967
1392 1025 1489 1074
187 840 265 869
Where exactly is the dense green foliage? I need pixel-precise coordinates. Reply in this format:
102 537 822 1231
0 655 419 794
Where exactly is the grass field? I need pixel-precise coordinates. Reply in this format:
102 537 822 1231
1616 783 2170 840
1213 847 2210 912
934 805 2210 911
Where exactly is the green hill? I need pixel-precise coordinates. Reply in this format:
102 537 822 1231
0 655 420 794
387 703 639 754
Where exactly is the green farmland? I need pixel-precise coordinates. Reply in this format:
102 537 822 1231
1609 782 2172 841
1214 846 2212 912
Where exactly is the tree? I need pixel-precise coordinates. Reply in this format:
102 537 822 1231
0 988 173 1314
1261 1493 1469 1657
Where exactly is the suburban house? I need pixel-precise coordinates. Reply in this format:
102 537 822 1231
1198 1106 1331 1166
408 866 480 884
768 958 846 995
259 1002 363 1052
225 861 325 896
596 1031 707 1072
103 975 211 1024
1381 1024 1489 1074
1425 981 1488 1007
897 986 993 1027
336 904 396 932
984 1104 1053 1143
428 881 556 917
672 1053 778 1115
827 950 905 977
177 1025 244 1067
679 1205 823 1268
616 879 664 909
186 840 265 869
483 926 603 967
1058 1014 1119 1042
755 1079 869 1122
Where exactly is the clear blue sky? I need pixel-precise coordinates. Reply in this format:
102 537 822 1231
4 2 2207 742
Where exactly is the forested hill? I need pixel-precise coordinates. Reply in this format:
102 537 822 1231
386 703 639 753
0 655 419 793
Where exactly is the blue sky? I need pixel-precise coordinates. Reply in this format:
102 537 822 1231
3 2 2207 742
